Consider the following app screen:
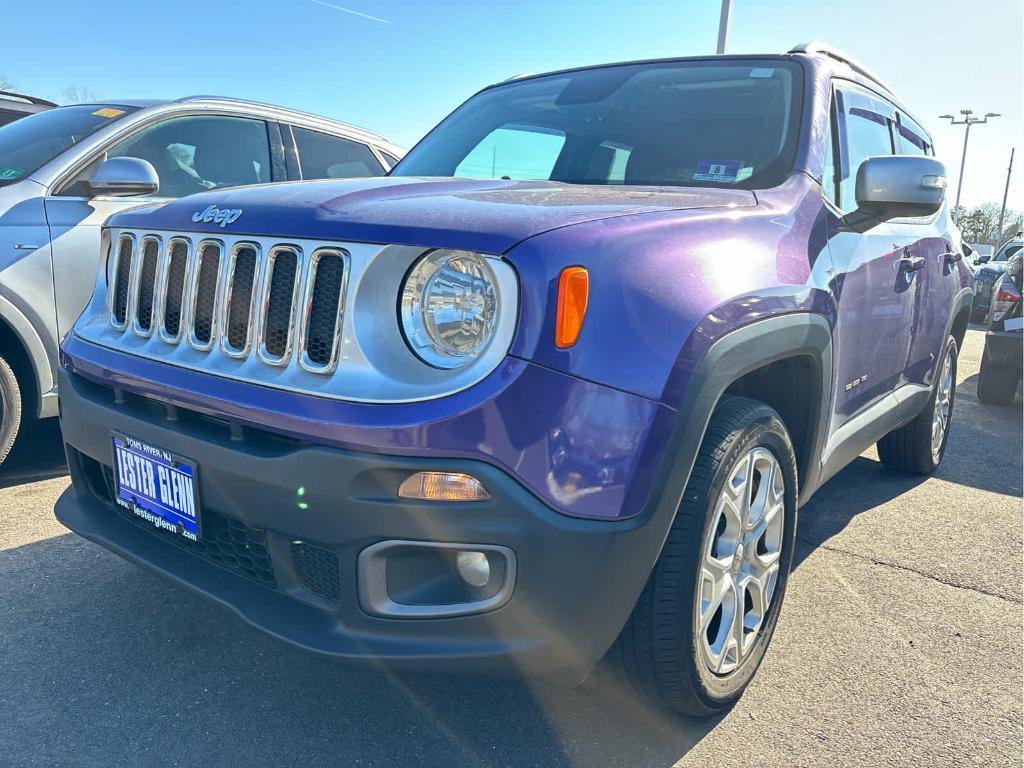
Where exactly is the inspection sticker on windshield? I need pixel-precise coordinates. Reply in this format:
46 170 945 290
694 160 742 183
92 107 125 119
0 167 22 181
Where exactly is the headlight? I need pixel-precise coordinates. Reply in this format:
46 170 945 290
400 250 500 369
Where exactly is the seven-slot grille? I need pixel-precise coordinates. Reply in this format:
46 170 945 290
109 233 347 372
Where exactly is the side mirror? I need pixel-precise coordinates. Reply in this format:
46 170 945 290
843 155 947 233
85 157 159 197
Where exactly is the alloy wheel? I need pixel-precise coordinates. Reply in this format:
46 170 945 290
697 447 785 675
931 349 954 463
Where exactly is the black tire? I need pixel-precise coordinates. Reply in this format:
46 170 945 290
976 348 1018 406
617 396 798 716
877 335 957 474
0 355 23 467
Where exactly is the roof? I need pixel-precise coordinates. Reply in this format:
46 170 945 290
59 96 394 145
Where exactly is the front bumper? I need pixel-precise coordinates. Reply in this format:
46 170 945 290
55 364 672 681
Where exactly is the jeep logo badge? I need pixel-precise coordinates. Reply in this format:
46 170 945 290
192 205 243 228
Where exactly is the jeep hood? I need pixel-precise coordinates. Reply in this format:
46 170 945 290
106 177 756 254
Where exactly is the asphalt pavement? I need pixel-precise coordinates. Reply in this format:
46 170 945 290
0 328 1021 767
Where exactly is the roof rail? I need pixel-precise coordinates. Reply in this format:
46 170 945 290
0 90 58 107
174 95 392 143
788 42 894 94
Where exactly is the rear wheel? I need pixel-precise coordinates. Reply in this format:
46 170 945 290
617 397 798 716
977 346 1018 405
877 336 957 474
0 355 23 467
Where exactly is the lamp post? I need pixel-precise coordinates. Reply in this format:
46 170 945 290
717 0 732 54
939 109 1000 222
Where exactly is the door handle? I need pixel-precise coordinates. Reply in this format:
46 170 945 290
897 256 927 273
943 251 963 265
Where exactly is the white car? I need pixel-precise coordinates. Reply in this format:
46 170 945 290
0 96 404 464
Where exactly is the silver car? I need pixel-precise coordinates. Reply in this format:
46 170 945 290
0 97 404 464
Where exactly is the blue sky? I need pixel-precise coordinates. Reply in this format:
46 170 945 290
4 0 1022 209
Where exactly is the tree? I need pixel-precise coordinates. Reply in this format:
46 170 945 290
956 203 1022 245
61 85 98 104
0 73 14 93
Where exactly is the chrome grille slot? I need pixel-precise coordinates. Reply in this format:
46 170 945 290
190 241 223 349
134 237 161 335
110 234 135 329
160 239 191 342
299 249 348 372
258 246 300 364
222 244 260 357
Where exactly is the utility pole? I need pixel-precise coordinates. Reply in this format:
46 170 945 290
939 109 1000 223
716 0 732 54
997 147 1015 241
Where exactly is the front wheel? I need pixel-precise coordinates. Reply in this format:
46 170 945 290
877 336 957 474
0 355 23 467
617 396 798 716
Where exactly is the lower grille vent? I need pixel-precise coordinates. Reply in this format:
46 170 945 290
292 542 342 601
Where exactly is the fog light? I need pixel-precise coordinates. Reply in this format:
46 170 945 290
456 550 491 587
398 472 490 501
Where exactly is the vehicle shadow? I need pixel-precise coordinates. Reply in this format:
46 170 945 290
0 531 718 768
0 418 68 489
794 372 1022 568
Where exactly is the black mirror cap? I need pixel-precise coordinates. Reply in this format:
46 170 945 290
853 155 948 224
85 156 160 198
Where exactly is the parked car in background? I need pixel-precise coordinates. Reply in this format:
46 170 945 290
977 251 1022 404
0 96 403 464
972 235 1023 321
54 43 971 717
969 243 994 263
0 91 56 127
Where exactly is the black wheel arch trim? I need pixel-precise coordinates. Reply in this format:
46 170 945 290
639 312 833 555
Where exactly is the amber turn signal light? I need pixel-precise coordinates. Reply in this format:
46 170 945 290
555 266 589 348
398 472 490 501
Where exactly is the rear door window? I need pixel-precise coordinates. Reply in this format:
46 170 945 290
106 114 271 198
292 127 385 179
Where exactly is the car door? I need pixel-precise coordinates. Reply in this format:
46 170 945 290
287 125 386 180
892 111 956 388
825 83 919 423
44 113 274 340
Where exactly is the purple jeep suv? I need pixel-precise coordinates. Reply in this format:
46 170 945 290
54 43 973 715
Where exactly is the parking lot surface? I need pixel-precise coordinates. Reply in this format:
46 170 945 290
1 328 1021 767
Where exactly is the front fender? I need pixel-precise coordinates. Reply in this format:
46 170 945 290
0 293 56 417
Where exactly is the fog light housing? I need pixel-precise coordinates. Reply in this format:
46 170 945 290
398 471 489 501
456 550 491 587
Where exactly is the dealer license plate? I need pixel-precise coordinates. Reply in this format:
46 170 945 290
112 433 200 541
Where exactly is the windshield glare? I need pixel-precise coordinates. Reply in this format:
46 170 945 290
394 60 802 189
0 104 137 185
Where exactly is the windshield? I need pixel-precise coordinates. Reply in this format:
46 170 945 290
0 104 138 185
394 59 802 189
